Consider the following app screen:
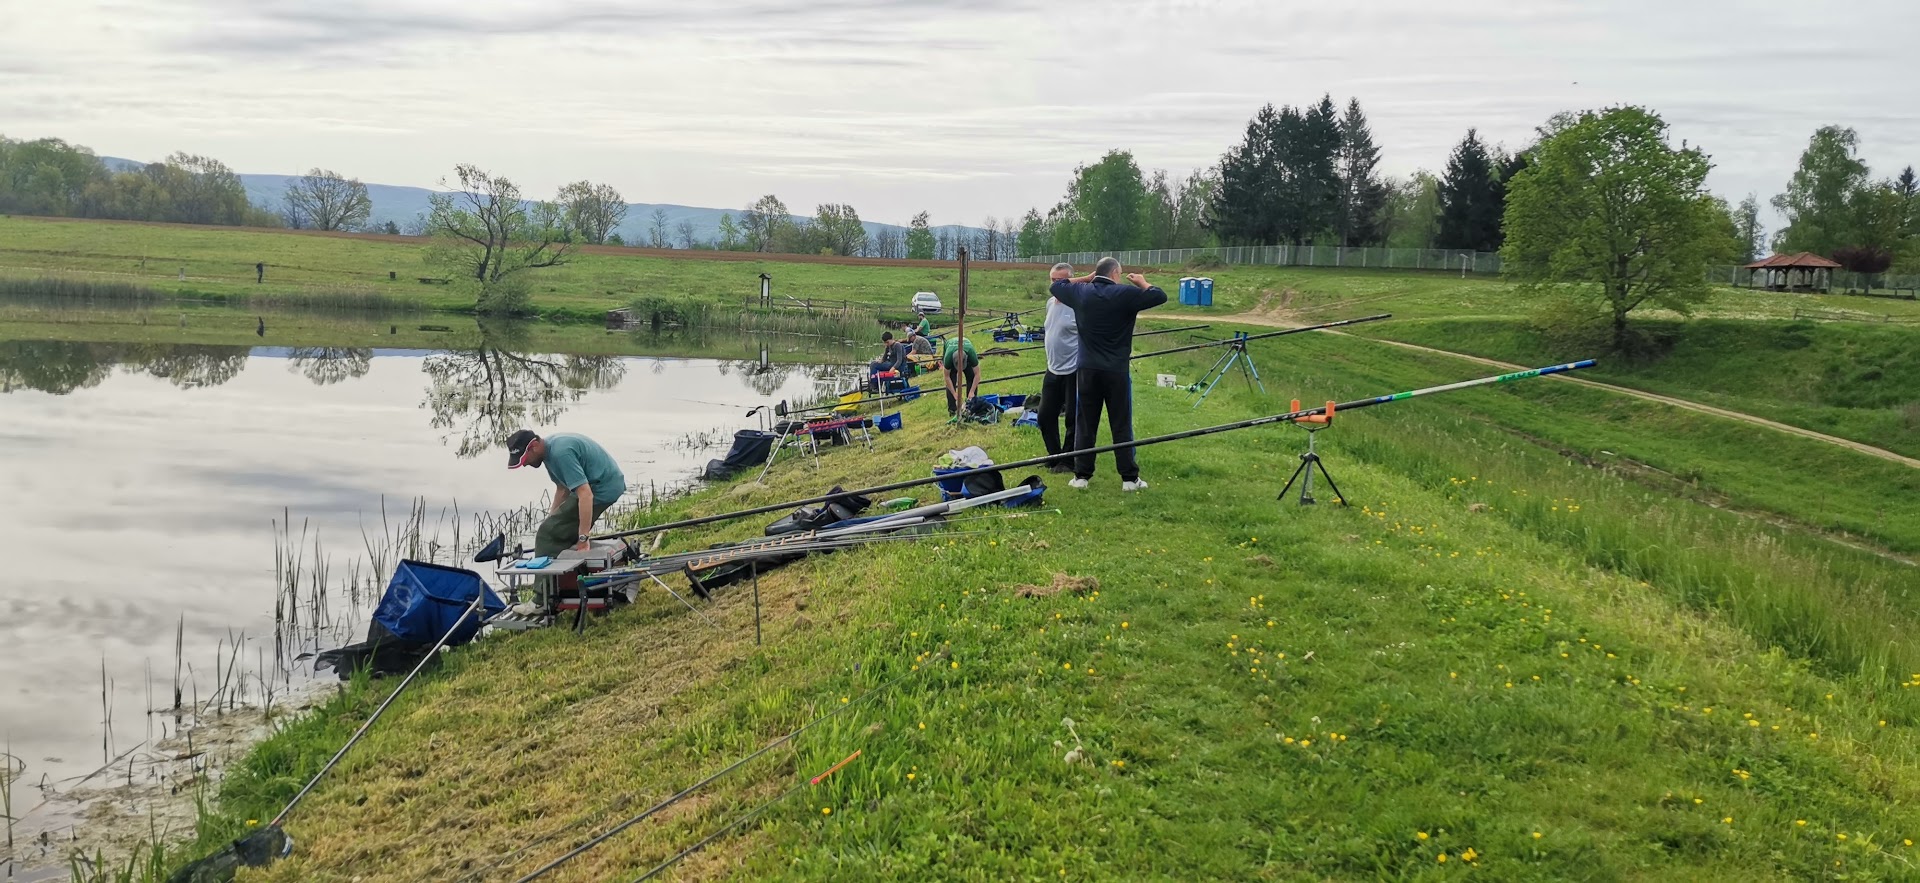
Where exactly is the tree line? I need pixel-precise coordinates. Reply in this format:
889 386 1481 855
0 136 281 228
1010 99 1919 275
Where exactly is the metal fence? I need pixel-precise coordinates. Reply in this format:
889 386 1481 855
1027 245 1920 294
1026 245 1504 274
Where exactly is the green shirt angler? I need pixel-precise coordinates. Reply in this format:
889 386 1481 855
943 338 979 372
543 433 626 505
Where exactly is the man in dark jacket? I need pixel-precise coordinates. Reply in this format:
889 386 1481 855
867 331 907 392
1049 256 1166 490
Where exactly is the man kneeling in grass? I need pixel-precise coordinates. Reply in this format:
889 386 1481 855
507 429 626 554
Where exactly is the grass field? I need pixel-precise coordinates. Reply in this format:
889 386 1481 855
15 214 1920 326
122 322 1920 882
1359 318 1920 461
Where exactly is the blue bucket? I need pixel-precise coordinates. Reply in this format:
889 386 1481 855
877 412 903 432
899 385 922 402
372 560 505 647
933 466 969 497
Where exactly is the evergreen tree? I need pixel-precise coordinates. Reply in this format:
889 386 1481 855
1291 95 1343 244
1732 194 1764 263
1208 104 1281 245
1335 98 1389 247
1436 130 1503 251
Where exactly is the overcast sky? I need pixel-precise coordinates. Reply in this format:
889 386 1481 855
3 0 1915 230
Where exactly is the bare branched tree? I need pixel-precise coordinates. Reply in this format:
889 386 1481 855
557 180 628 245
649 208 671 248
426 164 573 312
283 168 372 231
675 219 699 249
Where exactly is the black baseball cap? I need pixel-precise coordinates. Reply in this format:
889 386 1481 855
506 429 539 468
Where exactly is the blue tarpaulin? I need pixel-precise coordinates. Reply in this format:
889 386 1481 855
372 560 505 646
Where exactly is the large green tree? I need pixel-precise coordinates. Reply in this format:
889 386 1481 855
906 211 935 260
1771 126 1869 255
811 203 868 256
1731 194 1764 264
1066 150 1149 251
1383 172 1441 249
1015 208 1048 258
1502 106 1721 350
1436 130 1503 251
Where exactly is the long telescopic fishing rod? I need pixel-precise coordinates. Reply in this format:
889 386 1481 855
594 360 1595 543
783 314 1390 418
987 323 1212 355
929 305 1040 334
979 313 1391 386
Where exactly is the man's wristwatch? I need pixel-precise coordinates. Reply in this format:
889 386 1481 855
577 534 590 544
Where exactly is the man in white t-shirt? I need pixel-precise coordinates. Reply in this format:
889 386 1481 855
1037 263 1081 473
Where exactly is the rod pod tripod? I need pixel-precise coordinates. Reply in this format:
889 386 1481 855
1189 331 1266 408
1278 399 1346 506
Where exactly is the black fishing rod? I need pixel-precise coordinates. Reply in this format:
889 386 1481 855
979 313 1390 386
929 305 1041 334
986 323 1212 355
594 359 1595 543
782 314 1389 418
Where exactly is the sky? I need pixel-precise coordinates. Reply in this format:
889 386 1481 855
2 0 1916 230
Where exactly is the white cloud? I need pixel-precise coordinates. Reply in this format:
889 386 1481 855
2 0 1915 229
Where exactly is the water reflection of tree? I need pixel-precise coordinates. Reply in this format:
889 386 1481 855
126 344 251 389
0 341 251 394
0 340 116 394
421 322 627 458
287 348 373 386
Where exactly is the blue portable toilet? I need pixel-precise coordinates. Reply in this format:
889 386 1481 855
1178 277 1196 306
1198 277 1215 307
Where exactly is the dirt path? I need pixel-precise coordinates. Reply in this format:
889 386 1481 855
1158 308 1920 470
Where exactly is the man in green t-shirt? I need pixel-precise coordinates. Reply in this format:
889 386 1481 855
507 429 627 555
941 337 980 414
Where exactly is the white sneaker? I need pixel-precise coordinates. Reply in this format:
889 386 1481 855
1068 478 1089 489
1122 479 1149 492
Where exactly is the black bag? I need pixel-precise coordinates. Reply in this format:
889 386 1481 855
962 469 1006 498
701 429 778 480
764 486 872 536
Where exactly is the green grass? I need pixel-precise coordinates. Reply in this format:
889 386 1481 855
1362 317 1920 459
130 325 1920 882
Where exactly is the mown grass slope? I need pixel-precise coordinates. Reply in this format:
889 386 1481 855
145 326 1920 882
1365 317 1920 460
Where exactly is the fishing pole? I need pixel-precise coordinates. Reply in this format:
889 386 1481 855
593 360 1595 543
783 314 1390 418
511 654 940 882
631 749 864 882
978 313 1391 386
985 323 1212 355
929 306 1041 334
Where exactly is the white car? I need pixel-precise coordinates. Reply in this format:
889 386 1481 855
910 291 943 314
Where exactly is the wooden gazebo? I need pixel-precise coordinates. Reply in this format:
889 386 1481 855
1745 252 1840 293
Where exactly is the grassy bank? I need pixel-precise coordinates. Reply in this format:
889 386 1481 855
1362 317 1920 459
131 323 1920 882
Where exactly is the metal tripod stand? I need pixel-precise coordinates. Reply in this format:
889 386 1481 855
1189 331 1265 408
1276 400 1346 506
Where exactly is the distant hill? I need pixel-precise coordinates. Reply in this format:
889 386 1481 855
101 157 990 249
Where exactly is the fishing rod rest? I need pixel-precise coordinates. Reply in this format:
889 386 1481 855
1278 400 1345 507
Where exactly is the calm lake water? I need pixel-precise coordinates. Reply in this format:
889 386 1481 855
0 329 854 851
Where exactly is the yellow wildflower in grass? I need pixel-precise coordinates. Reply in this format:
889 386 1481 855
907 773 916 780
1461 848 1478 862
841 696 849 704
1120 622 1129 629
1723 817 1733 825
822 807 832 815
1693 798 1704 805
1299 739 1311 747
1837 833 1848 841
1531 831 1542 839
1416 831 1429 841
1796 820 1807 827
1905 839 1913 847
918 722 926 730
245 819 258 827
1437 853 1448 863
